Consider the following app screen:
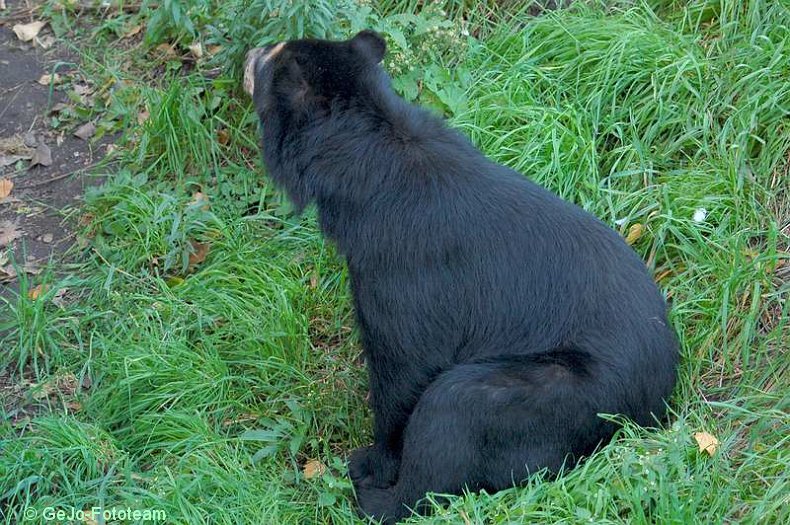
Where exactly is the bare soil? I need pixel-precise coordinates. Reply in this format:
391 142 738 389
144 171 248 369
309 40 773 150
0 23 110 296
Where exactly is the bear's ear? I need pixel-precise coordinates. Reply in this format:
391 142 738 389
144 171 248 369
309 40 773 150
351 30 386 63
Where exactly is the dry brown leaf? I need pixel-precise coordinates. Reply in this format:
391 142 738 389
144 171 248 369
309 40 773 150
124 24 143 39
156 42 177 59
0 220 22 247
0 178 13 199
187 240 210 269
0 134 32 155
0 154 27 167
13 21 46 42
694 431 719 456
74 122 96 140
207 45 223 56
216 128 230 145
309 272 318 289
73 83 92 96
303 459 327 479
28 284 48 300
137 109 150 125
29 143 53 167
38 73 63 86
79 213 95 227
0 265 17 282
625 223 644 245
52 287 69 308
188 42 204 59
36 34 56 49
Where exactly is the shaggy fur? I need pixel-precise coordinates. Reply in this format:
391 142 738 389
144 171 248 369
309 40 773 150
246 31 678 524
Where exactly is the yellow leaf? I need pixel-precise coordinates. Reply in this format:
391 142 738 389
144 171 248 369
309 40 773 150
694 431 719 456
625 223 644 245
13 21 46 42
28 284 48 300
303 459 326 480
0 178 13 199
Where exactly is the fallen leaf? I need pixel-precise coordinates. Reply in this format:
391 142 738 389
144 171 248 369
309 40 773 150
694 431 719 456
303 459 327 479
165 276 184 287
124 24 143 39
155 42 177 59
29 143 53 167
52 287 69 308
0 265 17 282
13 21 46 42
216 128 230 145
78 213 95 226
0 178 13 199
23 261 42 276
23 132 37 148
207 45 223 56
137 109 150 125
74 122 96 140
36 34 56 49
0 220 22 247
309 272 318 289
0 134 32 156
187 240 210 269
29 284 48 300
188 42 203 59
0 155 27 167
38 73 62 86
190 192 210 211
625 223 644 245
73 83 92 96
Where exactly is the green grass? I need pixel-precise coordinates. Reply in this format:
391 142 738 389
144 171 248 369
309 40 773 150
1 0 788 523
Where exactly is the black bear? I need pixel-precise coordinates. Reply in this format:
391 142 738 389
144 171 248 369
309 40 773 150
244 31 678 524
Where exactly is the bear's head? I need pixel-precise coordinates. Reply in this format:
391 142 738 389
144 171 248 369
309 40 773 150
243 31 394 211
244 30 387 123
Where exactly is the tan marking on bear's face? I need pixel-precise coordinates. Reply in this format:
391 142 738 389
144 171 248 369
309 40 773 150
243 43 286 96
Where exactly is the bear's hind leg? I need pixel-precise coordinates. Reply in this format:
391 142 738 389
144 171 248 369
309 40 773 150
354 353 610 524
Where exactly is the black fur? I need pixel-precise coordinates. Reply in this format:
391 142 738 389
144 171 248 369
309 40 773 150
248 31 678 524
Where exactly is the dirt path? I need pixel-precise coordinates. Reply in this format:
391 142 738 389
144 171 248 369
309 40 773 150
0 21 109 296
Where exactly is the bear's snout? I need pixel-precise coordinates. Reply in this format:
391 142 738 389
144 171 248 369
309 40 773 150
243 43 285 96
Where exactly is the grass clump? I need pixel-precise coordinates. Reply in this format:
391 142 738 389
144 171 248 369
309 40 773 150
1 0 788 524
